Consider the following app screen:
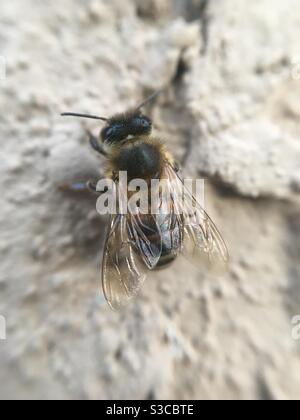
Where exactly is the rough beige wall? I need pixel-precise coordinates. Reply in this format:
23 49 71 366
0 0 300 400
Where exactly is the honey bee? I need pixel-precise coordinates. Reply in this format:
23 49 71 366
61 92 229 309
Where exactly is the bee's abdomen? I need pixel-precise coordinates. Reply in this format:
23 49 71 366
156 213 181 269
155 246 178 269
138 213 182 270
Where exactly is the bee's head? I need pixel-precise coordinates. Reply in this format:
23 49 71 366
100 112 152 146
61 90 162 150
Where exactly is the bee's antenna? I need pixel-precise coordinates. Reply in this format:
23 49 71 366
61 112 108 121
136 90 164 111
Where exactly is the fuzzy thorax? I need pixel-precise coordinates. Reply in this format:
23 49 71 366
105 136 174 180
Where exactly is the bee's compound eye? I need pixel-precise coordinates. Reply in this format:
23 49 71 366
133 116 152 134
101 125 121 143
141 117 151 128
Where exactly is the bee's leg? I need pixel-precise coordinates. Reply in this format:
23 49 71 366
88 131 107 157
112 171 119 182
86 179 100 194
59 180 101 195
173 161 180 173
59 181 89 193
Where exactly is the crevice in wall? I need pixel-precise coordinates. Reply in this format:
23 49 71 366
169 53 197 167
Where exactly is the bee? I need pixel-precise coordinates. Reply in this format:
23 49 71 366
61 91 229 310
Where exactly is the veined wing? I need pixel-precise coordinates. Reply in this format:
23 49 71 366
162 163 229 273
102 182 162 310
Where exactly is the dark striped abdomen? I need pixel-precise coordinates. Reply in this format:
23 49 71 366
155 212 182 269
132 211 182 270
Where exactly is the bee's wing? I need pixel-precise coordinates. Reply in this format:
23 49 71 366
163 164 229 273
102 189 162 310
102 214 148 310
127 212 162 270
